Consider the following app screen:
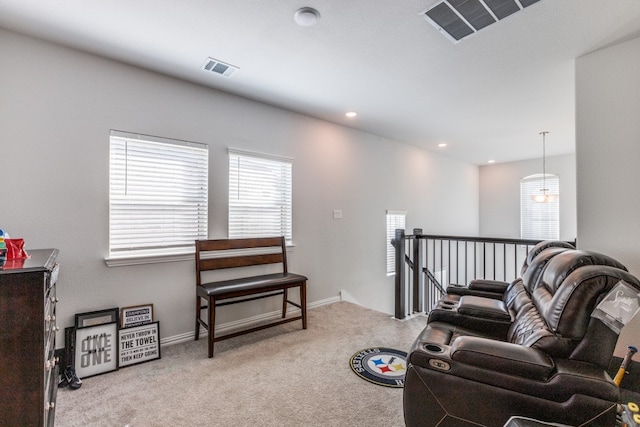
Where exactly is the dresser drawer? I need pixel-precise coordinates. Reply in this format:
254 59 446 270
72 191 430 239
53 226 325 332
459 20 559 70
44 364 59 427
44 283 58 353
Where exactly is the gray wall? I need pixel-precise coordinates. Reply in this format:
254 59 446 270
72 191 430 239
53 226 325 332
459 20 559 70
479 154 577 241
576 35 640 357
0 29 479 346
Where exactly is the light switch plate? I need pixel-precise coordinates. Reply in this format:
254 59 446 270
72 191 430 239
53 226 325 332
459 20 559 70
333 210 343 219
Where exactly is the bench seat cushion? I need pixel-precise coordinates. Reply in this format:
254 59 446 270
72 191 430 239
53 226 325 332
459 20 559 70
197 272 307 298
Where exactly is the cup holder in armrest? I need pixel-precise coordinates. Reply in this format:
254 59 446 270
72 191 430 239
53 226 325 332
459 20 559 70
412 343 451 371
423 343 444 353
441 301 456 306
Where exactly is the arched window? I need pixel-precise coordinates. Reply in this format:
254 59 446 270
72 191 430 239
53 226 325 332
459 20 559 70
520 173 559 240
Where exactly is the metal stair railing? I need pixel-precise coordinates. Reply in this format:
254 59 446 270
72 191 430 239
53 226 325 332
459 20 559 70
392 229 575 320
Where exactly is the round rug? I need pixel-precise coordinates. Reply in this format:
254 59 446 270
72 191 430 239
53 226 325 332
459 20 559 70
349 347 408 388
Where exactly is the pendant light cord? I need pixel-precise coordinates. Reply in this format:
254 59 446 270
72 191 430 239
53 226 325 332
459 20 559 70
540 131 549 193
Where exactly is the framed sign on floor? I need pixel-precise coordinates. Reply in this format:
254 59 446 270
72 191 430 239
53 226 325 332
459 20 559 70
75 307 119 329
120 304 153 328
74 321 119 378
118 321 161 368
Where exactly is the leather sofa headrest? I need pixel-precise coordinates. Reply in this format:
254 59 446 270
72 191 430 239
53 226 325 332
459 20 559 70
538 265 640 339
521 247 573 294
539 250 628 295
520 240 575 276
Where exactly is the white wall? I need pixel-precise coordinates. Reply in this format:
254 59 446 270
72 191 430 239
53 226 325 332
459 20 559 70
576 35 640 357
0 29 479 346
479 154 577 241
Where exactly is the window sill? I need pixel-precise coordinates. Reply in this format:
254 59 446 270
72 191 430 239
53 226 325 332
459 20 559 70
105 251 193 267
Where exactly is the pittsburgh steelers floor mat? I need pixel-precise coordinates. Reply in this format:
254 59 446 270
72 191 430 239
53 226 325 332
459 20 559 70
349 347 407 388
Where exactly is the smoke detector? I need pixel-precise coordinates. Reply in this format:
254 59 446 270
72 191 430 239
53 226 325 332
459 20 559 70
294 7 321 27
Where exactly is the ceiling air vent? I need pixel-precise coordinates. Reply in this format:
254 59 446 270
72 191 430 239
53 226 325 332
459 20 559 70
201 57 239 78
421 0 541 43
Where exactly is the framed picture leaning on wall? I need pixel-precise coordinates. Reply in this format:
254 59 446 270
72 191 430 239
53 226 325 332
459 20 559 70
119 321 161 368
74 321 119 378
120 304 153 328
73 308 119 378
75 307 119 329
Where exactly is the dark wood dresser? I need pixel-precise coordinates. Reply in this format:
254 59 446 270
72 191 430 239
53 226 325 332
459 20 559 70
0 249 60 426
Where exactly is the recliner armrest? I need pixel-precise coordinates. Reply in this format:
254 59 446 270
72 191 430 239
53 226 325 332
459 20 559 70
458 295 511 321
467 279 509 293
427 308 511 338
446 279 509 299
450 336 555 381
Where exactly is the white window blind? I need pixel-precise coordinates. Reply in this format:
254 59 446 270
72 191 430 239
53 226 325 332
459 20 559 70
520 174 559 240
386 210 406 275
109 131 208 259
229 150 292 243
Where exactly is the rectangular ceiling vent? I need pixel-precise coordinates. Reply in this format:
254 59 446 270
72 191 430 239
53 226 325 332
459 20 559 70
201 57 239 78
421 0 541 44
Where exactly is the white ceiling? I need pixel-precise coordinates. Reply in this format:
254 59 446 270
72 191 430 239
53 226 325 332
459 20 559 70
1 0 640 165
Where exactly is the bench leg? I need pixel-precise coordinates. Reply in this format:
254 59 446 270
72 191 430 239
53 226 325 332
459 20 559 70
301 281 307 330
207 297 216 358
195 296 201 341
282 288 288 318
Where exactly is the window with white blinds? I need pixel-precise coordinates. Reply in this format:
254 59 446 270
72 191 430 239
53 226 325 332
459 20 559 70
386 210 406 275
520 174 559 240
109 131 208 260
228 150 292 243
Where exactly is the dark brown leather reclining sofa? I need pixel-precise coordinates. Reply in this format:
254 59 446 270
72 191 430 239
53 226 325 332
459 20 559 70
403 243 640 427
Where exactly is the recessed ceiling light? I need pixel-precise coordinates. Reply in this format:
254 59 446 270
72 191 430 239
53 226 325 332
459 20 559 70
294 7 321 27
438 143 447 148
345 111 357 118
488 160 496 164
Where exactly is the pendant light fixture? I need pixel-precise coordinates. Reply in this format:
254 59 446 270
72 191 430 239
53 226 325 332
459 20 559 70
531 131 558 203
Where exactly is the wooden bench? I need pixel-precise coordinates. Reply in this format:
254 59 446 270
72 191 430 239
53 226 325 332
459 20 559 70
194 237 307 358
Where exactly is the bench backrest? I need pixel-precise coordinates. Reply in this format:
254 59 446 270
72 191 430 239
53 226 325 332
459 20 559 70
195 237 288 286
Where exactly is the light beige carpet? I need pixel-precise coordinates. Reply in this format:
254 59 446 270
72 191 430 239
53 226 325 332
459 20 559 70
55 301 427 427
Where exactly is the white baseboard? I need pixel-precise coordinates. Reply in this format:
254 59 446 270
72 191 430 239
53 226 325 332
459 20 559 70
160 295 341 347
339 289 359 305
